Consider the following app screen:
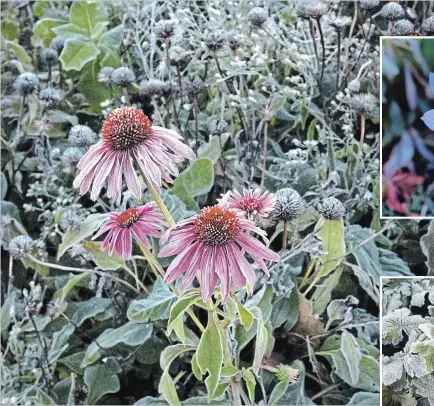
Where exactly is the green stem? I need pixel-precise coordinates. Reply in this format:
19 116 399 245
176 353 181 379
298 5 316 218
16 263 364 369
132 153 176 227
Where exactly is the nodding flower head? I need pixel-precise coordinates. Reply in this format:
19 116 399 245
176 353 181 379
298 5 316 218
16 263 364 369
73 106 195 203
159 205 280 301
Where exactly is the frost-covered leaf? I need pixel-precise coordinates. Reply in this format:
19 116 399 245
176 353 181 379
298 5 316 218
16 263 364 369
421 220 434 276
84 358 121 404
382 308 427 346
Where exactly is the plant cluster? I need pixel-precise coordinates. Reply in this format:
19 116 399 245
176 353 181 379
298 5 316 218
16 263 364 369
382 278 434 406
1 1 434 405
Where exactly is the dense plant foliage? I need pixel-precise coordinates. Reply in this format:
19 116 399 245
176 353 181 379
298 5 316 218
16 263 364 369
1 1 434 405
381 38 434 217
382 278 434 406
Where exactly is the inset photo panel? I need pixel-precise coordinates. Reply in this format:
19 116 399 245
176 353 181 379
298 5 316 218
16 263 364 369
381 277 434 405
380 37 434 219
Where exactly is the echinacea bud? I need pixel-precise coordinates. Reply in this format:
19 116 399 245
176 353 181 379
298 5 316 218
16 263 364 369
391 19 414 35
274 188 304 220
422 16 434 35
50 36 65 54
204 31 226 51
62 147 84 165
40 48 58 66
350 93 378 116
276 364 299 383
318 197 345 220
154 19 176 40
8 235 34 260
359 0 380 11
296 1 328 19
380 2 404 21
247 7 268 27
111 67 135 87
68 125 97 148
98 67 115 85
39 87 62 109
14 72 39 95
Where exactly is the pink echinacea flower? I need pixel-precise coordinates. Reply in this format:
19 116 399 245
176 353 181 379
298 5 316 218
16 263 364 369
227 189 276 220
73 107 195 203
92 203 166 260
159 205 280 301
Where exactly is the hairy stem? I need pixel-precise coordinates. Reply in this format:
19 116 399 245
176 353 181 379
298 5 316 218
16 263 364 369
260 121 268 188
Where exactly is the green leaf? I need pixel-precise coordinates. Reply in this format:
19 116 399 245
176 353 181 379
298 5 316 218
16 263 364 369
128 277 176 322
166 291 202 339
221 365 239 378
301 98 309 130
65 297 111 327
99 24 123 49
340 331 361 385
234 297 254 330
252 315 268 374
159 371 181 406
2 20 19 40
47 110 79 126
311 266 344 315
242 369 256 403
1 173 7 200
32 18 67 47
307 118 317 141
48 323 75 364
1 291 16 333
421 220 434 276
172 158 214 210
70 0 108 37
197 134 230 164
54 272 90 301
52 23 89 41
191 353 202 381
268 379 289 406
196 312 223 402
58 352 86 375
81 321 153 367
6 41 32 65
82 241 126 270
348 392 380 405
270 288 299 330
160 344 196 371
58 213 106 259
84 358 121 404
60 39 100 71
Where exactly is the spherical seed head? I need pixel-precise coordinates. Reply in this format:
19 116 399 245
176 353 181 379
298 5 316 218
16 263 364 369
296 1 329 19
204 31 226 51
68 125 97 148
41 48 58 65
184 76 203 97
154 19 176 39
380 2 404 20
347 79 361 92
98 67 115 85
50 36 65 53
247 7 268 27
359 0 380 11
62 147 84 165
226 31 240 50
60 209 83 231
391 19 414 35
139 79 169 98
194 206 240 246
102 107 152 151
9 235 34 259
14 72 39 95
318 197 345 219
274 188 304 220
111 67 135 86
116 208 140 228
208 119 228 136
39 87 62 109
350 93 378 116
422 16 434 34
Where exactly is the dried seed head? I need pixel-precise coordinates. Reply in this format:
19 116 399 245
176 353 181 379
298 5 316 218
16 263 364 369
139 79 170 98
359 0 380 11
50 36 65 53
391 19 414 35
380 2 405 21
204 30 226 51
184 76 203 97
111 67 135 86
317 197 345 220
39 87 62 109
296 1 329 19
168 46 186 66
247 7 268 27
226 31 240 50
154 19 176 39
14 72 39 95
350 93 378 116
41 48 58 65
421 16 434 34
274 188 304 220
9 235 34 260
62 147 84 165
98 67 115 85
68 125 97 148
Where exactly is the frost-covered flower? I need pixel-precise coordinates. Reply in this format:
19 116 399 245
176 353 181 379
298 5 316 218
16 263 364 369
227 189 275 220
274 188 304 220
350 93 378 116
391 19 414 35
14 72 39 95
111 67 135 86
60 209 83 232
347 79 361 92
184 76 203 97
159 205 280 301
226 31 240 50
62 147 84 165
422 16 434 35
68 125 97 148
8 235 34 259
50 36 65 53
168 46 186 66
73 107 195 202
41 48 58 65
92 204 166 260
380 2 404 21
140 79 169 98
421 73 434 131
359 0 380 11
39 87 62 109
154 20 176 39
247 7 268 27
98 67 115 85
204 31 226 51
296 1 328 19
317 197 345 219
